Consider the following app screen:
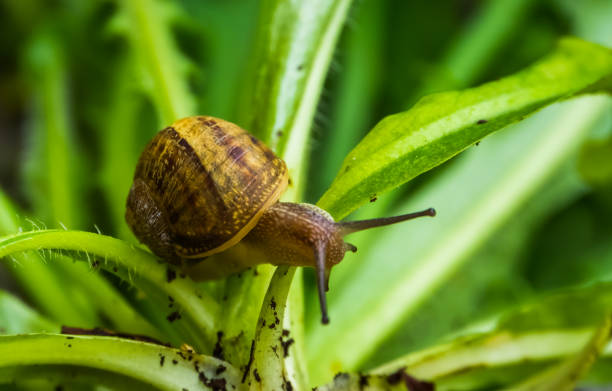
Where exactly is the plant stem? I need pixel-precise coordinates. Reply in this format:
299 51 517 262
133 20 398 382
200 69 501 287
248 266 298 390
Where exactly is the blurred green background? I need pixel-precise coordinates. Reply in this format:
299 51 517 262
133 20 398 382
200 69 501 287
1 0 612 386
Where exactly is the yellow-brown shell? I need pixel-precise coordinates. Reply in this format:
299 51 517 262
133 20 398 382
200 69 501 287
125 116 288 262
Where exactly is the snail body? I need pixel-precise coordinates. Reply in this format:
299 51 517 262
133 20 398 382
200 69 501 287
126 116 435 323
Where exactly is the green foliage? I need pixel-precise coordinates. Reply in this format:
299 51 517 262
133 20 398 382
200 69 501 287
112 0 197 125
579 135 612 187
367 284 612 390
0 229 218 350
0 291 58 334
0 334 243 390
0 0 612 390
307 95 612 383
241 0 354 201
318 37 612 219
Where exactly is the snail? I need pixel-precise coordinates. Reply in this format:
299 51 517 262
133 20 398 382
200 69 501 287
125 116 435 324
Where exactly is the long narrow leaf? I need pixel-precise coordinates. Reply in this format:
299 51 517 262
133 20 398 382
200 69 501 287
505 318 612 391
113 0 197 125
240 0 354 200
98 60 142 240
0 190 156 335
52 254 161 338
0 290 58 334
308 95 612 382
409 0 534 101
311 0 385 198
369 283 612 389
0 334 244 391
0 191 87 324
0 365 157 390
0 230 219 351
318 37 612 219
22 32 84 227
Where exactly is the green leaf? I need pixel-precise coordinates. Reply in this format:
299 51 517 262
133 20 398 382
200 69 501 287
307 95 612 384
555 0 612 48
578 135 612 187
239 0 355 200
0 229 219 351
375 329 595 386
52 253 161 338
113 0 197 125
0 290 58 334
0 190 156 335
309 0 385 199
318 37 612 219
359 154 590 368
0 334 244 391
505 317 612 391
0 365 157 390
368 283 612 389
408 0 534 102
213 267 274 368
14 23 159 334
0 191 89 325
18 33 152 331
181 1 259 120
496 283 612 332
22 32 85 228
98 60 144 240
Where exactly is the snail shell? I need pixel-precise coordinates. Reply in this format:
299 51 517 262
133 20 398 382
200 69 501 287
125 116 288 263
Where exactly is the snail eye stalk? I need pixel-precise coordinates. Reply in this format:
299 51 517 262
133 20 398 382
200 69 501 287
338 208 436 236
